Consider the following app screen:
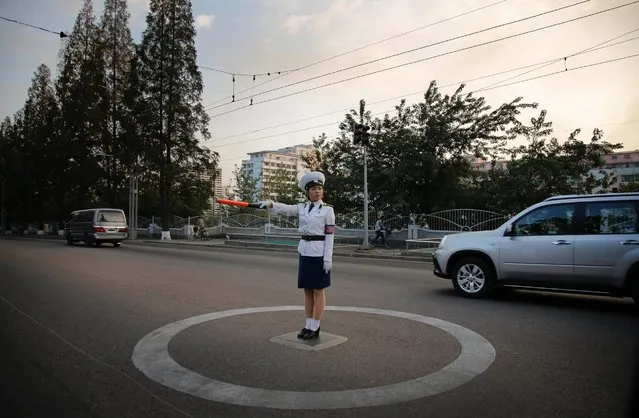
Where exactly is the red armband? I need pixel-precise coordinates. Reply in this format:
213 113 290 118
325 225 335 234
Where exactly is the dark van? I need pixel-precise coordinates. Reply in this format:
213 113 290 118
64 208 128 247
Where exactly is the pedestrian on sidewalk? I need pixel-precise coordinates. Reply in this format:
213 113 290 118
257 171 335 340
373 218 385 245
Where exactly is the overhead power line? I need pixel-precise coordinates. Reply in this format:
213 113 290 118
198 66 297 77
209 33 639 145
205 0 592 113
206 52 639 151
474 26 639 92
207 0 639 120
202 0 511 108
0 15 68 38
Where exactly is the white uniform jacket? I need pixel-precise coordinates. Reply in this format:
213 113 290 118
271 200 335 262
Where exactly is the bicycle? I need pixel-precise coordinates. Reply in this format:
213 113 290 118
368 228 394 248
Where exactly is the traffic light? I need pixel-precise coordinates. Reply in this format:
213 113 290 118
352 123 371 146
353 124 361 145
361 124 370 146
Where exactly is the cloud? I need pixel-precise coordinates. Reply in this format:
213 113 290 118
280 0 363 35
282 14 312 35
313 0 363 31
195 14 216 30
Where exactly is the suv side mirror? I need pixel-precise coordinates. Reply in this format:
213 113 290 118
505 223 514 236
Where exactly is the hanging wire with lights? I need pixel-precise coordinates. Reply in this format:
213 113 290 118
0 15 68 38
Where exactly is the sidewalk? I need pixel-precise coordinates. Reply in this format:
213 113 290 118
1 235 434 263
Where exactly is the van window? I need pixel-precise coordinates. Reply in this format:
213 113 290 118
97 210 125 223
79 211 94 222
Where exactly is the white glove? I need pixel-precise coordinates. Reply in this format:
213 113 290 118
257 200 273 209
323 260 332 273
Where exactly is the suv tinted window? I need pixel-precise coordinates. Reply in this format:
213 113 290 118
514 204 575 236
97 210 125 223
584 201 637 234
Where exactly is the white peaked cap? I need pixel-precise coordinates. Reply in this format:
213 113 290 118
299 171 326 191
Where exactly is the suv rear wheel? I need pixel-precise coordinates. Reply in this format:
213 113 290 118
452 257 495 298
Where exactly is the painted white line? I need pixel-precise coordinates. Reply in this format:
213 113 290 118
132 306 496 410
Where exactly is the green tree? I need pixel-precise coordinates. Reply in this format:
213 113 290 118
137 0 216 237
55 0 107 211
231 165 259 203
3 65 60 224
474 110 622 213
98 0 135 206
619 182 639 192
308 81 534 214
262 167 301 204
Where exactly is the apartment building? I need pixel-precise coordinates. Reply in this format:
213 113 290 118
241 144 313 196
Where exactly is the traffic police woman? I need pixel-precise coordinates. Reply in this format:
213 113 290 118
258 171 335 339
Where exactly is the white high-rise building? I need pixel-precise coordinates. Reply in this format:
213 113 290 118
199 167 223 210
241 144 313 196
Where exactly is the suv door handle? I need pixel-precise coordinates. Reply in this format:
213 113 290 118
552 240 572 245
619 240 639 245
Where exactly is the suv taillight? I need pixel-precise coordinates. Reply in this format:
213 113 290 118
118 227 128 233
95 227 106 233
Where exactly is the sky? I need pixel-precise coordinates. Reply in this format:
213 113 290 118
1 0 638 188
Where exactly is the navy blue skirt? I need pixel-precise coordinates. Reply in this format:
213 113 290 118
298 255 331 289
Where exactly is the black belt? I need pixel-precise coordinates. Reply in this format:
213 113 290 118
301 235 325 241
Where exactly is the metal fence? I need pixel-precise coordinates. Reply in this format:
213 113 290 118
5 209 510 250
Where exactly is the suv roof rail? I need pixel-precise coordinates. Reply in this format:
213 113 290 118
544 192 639 202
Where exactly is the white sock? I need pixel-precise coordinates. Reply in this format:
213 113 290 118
310 319 320 331
305 318 311 329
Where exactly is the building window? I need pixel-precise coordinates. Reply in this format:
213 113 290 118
612 155 618 160
625 154 631 159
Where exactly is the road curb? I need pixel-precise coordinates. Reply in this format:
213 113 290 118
137 239 433 263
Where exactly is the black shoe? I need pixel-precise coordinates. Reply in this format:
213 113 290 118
297 328 310 338
301 327 320 339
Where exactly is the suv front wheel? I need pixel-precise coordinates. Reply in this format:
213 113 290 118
452 257 495 298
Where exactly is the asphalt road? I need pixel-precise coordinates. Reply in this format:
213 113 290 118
1 238 637 418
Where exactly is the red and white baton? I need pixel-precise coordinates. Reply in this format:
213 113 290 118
215 198 263 208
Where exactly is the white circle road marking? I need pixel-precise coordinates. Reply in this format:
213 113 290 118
131 306 496 410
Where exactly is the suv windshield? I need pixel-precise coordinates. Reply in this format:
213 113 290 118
97 210 125 223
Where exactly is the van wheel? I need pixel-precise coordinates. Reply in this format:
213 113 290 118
451 257 495 299
84 233 93 247
113 242 121 248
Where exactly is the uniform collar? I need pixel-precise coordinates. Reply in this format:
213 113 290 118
308 200 323 208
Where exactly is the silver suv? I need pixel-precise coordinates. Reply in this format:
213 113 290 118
433 193 639 305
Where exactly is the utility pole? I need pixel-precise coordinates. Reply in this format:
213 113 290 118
128 172 138 240
0 157 6 236
352 121 371 248
0 173 5 236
